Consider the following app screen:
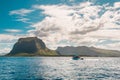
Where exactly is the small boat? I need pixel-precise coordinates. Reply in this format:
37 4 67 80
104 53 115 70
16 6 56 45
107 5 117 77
72 55 84 60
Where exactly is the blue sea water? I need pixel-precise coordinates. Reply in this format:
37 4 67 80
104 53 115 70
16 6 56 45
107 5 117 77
0 57 120 80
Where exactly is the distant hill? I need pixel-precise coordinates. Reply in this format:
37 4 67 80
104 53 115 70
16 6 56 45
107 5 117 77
56 46 120 57
6 37 120 57
7 37 58 56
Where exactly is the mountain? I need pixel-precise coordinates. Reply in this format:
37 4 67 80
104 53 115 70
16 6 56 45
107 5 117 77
7 37 58 56
6 37 120 57
56 46 120 57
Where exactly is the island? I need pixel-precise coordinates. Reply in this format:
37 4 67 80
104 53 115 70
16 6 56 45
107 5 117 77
6 37 120 57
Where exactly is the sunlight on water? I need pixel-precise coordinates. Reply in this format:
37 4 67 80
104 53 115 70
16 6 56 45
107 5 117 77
0 57 120 80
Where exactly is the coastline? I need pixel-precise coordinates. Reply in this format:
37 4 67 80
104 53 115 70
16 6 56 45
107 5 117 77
1 55 120 57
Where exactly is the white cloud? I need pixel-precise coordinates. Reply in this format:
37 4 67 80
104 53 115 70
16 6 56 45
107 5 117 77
105 42 120 50
94 42 120 51
4 29 22 33
114 2 120 9
9 8 34 16
0 47 11 56
0 34 18 55
0 34 18 42
9 9 34 23
15 17 30 23
0 43 14 55
28 1 120 50
0 34 29 55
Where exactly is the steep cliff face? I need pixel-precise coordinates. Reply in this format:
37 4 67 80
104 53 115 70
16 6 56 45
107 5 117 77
8 37 57 56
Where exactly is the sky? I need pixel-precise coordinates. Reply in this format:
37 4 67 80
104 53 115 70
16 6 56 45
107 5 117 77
0 0 120 55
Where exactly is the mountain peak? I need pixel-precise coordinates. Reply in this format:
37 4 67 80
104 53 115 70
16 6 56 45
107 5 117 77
8 37 57 56
18 37 38 42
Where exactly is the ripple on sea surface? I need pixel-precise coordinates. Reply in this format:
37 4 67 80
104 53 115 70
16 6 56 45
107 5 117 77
0 57 120 80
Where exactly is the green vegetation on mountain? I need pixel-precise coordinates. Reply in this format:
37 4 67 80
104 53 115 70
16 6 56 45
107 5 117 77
6 37 120 57
7 37 58 56
56 46 120 57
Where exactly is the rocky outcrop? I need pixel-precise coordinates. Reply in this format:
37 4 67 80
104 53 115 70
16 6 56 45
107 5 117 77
8 37 57 56
56 46 120 57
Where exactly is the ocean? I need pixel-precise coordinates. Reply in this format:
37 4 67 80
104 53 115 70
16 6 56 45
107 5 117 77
0 57 120 80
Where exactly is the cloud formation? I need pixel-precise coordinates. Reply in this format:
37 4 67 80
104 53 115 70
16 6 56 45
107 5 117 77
29 1 120 50
0 47 11 55
9 8 34 16
16 18 30 23
0 34 18 55
9 9 34 23
1 1 119 54
4 29 22 33
0 34 18 42
0 34 29 55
